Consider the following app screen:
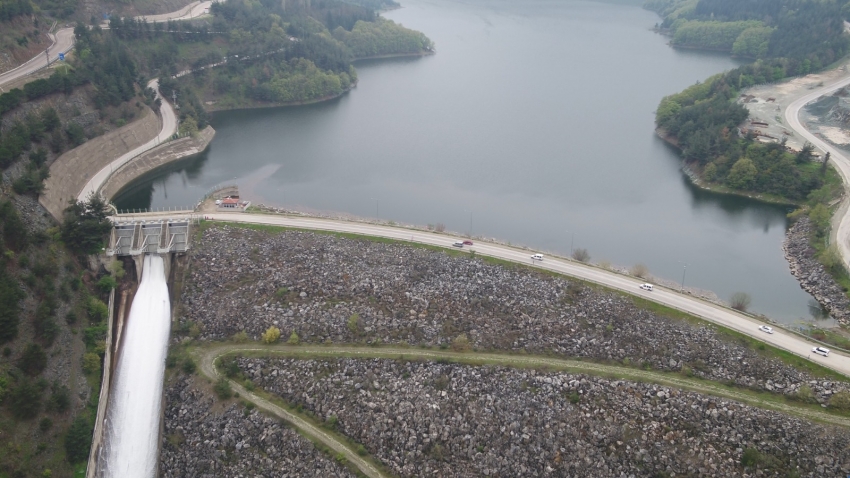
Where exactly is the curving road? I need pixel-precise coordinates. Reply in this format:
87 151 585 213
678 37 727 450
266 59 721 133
104 0 215 26
785 76 850 273
77 79 178 202
0 27 75 88
163 211 850 377
0 0 217 90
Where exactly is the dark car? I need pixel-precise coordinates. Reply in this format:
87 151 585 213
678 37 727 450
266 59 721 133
463 240 473 246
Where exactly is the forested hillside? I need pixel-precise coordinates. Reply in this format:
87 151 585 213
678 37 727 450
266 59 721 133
648 0 848 63
651 0 850 204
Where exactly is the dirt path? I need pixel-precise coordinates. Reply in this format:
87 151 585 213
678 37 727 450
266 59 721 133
195 344 850 433
195 345 389 478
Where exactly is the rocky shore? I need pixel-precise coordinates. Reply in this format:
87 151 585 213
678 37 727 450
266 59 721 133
182 226 849 402
783 217 850 326
159 376 355 478
239 357 850 477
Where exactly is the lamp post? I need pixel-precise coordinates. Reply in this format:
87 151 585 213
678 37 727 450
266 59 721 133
371 197 379 221
679 261 689 292
566 231 574 256
465 209 473 238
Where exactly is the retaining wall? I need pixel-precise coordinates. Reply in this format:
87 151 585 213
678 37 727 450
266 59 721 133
40 106 160 220
101 126 215 200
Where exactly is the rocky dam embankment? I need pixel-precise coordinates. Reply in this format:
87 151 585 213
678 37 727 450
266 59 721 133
164 224 850 476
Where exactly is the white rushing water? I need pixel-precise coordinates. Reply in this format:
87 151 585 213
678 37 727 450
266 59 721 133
101 255 171 478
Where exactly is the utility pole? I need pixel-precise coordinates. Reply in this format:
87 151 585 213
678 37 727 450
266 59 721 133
679 261 689 292
45 47 50 66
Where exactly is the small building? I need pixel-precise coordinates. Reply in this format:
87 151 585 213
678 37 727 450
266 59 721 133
220 197 239 208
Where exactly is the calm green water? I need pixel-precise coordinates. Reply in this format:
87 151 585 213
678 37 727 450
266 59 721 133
116 0 823 323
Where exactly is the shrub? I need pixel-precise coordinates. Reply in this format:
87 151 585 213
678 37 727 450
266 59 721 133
48 384 70 413
829 390 850 411
213 378 232 399
222 358 240 378
18 343 47 376
8 378 42 419
630 263 649 278
325 414 338 430
347 313 361 335
64 415 92 463
82 353 101 374
231 330 249 343
97 275 116 293
39 417 53 432
182 358 197 375
287 331 300 345
730 292 752 312
262 326 281 344
87 298 108 323
572 248 590 262
451 333 471 352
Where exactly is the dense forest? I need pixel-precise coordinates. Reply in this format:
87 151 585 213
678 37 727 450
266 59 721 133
652 0 850 204
648 0 849 64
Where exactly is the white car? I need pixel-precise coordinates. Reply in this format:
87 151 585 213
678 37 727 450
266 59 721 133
452 241 464 248
531 253 544 261
758 325 774 334
639 283 653 291
812 347 830 357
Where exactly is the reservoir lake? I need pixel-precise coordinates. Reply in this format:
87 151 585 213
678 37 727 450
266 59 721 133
115 0 823 324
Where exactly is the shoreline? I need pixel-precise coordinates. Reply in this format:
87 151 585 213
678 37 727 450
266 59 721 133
204 49 433 113
655 128 800 207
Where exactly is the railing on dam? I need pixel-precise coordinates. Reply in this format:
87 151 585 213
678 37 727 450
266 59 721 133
106 218 194 256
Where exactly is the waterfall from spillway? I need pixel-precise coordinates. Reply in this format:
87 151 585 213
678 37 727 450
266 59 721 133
100 255 171 478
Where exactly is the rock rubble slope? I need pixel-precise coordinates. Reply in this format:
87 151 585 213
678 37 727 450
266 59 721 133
159 376 356 478
182 226 848 401
239 357 850 477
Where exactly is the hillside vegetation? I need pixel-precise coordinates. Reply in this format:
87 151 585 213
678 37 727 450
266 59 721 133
651 0 849 204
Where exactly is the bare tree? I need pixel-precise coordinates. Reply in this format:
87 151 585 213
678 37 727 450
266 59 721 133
572 248 590 263
630 263 649 278
730 292 751 312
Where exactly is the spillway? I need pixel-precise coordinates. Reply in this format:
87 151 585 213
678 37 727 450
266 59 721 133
100 255 171 478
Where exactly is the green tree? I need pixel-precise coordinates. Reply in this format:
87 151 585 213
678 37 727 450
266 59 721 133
7 378 42 419
18 343 47 376
809 204 831 238
64 415 93 463
61 195 112 255
0 262 24 343
726 157 757 190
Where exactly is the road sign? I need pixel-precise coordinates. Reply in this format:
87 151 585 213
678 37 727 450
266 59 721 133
58 53 65 61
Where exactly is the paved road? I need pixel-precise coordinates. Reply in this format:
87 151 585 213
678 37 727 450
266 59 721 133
77 78 178 201
0 1 216 90
108 0 215 25
785 76 850 273
0 27 74 88
159 211 849 377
